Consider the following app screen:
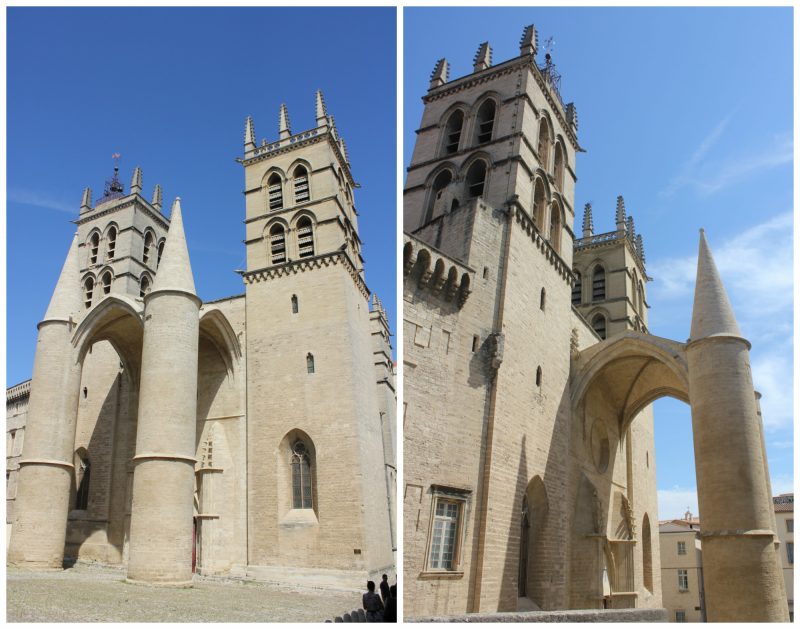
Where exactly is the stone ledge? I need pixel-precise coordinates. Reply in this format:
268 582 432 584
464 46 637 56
407 608 668 623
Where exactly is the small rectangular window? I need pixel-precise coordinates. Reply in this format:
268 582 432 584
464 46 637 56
472 335 479 352
677 541 686 555
675 611 686 623
787 519 794 533
678 569 689 591
425 486 470 574
788 542 794 565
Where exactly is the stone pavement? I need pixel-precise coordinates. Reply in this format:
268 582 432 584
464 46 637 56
7 563 360 622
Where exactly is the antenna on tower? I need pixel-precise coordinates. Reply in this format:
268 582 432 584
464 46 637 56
98 152 125 204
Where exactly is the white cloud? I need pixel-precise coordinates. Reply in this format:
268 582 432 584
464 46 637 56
658 486 699 521
8 188 75 213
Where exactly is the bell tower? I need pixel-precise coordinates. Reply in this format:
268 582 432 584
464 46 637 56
572 195 649 339
238 92 394 586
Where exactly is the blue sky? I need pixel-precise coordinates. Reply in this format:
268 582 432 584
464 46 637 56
7 6 397 383
405 7 793 519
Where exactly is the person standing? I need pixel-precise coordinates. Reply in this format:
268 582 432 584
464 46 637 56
363 580 384 622
379 574 390 604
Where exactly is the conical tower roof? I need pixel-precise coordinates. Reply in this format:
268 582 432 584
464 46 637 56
43 232 82 322
689 229 743 342
152 198 197 296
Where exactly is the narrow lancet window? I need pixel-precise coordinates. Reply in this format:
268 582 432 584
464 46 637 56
475 100 496 145
268 173 283 211
106 226 117 260
89 233 100 265
294 166 310 204
143 231 154 266
443 110 464 155
296 217 314 258
465 161 487 199
572 272 582 306
270 224 286 264
75 453 90 511
84 278 94 309
291 441 313 509
306 352 315 374
101 271 112 295
592 265 606 301
291 294 299 314
592 314 607 340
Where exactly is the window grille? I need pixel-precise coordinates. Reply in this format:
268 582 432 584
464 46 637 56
89 233 100 265
592 266 606 301
294 167 310 204
106 227 117 260
592 314 606 340
296 218 315 258
429 500 459 569
291 441 313 509
572 273 582 305
84 278 94 309
268 175 283 211
143 232 154 265
476 100 496 145
678 569 689 591
270 225 286 264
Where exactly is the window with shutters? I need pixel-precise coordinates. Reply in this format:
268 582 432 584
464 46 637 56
106 226 117 260
268 173 283 211
592 265 606 301
296 216 315 258
293 166 310 204
270 224 287 264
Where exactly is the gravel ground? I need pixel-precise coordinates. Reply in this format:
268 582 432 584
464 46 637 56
7 563 361 622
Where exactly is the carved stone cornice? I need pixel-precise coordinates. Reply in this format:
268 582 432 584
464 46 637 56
239 251 370 300
74 195 169 230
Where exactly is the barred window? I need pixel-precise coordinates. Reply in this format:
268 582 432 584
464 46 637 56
296 217 315 258
294 166 310 204
429 500 460 570
291 441 313 509
268 173 283 211
270 224 287 264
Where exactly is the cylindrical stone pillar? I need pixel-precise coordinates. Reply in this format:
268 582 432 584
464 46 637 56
8 322 82 568
126 289 199 584
687 337 788 622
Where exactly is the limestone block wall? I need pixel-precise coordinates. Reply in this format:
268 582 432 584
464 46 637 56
6 384 29 548
245 262 392 583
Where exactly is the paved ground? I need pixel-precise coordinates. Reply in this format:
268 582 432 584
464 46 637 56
7 563 361 622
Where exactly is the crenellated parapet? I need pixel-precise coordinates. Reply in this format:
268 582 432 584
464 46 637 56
403 234 473 307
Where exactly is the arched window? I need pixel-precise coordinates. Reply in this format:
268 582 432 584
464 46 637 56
269 224 286 264
106 226 117 260
88 232 100 265
537 118 550 170
549 203 561 254
592 265 606 301
293 166 310 204
642 514 653 593
296 216 314 258
426 170 453 223
157 240 165 268
592 313 607 340
267 173 283 211
306 352 315 374
100 271 112 295
139 275 151 298
75 451 90 511
291 441 313 509
533 179 546 232
536 366 543 387
143 231 155 266
465 160 487 199
638 281 645 316
540 287 546 311
554 142 565 190
83 277 94 309
475 99 496 145
572 272 582 306
443 110 464 155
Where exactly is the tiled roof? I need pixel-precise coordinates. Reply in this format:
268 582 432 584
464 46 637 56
773 493 794 512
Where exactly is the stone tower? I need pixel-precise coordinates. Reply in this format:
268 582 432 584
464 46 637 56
239 92 395 583
572 196 649 339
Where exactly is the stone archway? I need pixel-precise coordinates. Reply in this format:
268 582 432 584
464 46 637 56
570 330 786 622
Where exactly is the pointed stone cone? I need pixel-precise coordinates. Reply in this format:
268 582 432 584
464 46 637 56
520 24 538 56
689 230 742 343
245 115 256 152
43 233 82 322
279 103 291 140
473 42 492 72
152 198 196 297
429 58 449 90
151 184 163 211
582 202 593 238
80 187 92 212
315 90 328 127
130 166 143 195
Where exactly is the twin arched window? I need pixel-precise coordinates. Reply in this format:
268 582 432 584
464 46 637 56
268 167 312 212
440 98 496 157
268 218 316 266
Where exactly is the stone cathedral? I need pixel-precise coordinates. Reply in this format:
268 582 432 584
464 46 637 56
7 91 397 589
402 27 787 622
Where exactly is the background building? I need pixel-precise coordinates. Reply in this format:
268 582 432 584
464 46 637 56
659 512 705 622
774 493 794 621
